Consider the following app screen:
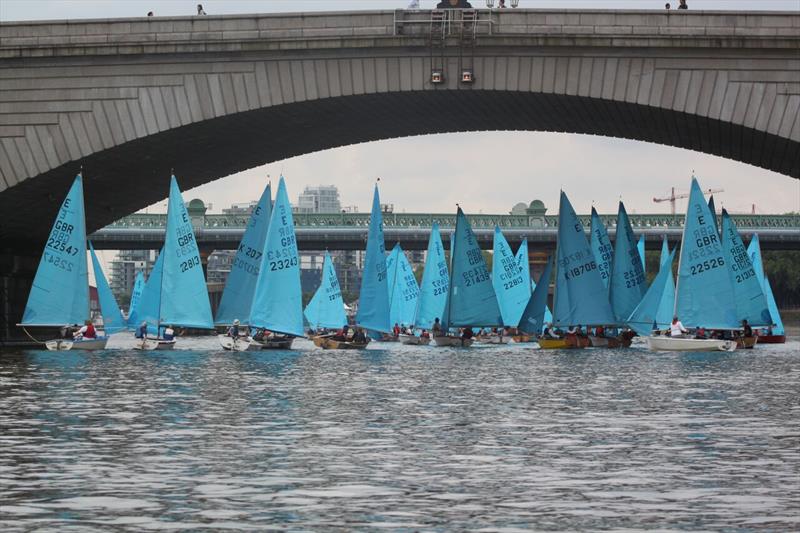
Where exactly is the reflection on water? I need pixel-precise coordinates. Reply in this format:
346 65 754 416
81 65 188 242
1 337 798 530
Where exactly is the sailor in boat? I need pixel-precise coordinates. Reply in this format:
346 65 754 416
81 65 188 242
741 319 753 338
670 316 689 338
695 326 707 339
392 323 401 338
135 321 147 339
352 328 367 343
227 319 241 339
61 323 79 339
461 326 474 341
543 323 560 339
421 329 430 340
432 318 443 337
332 323 350 342
73 320 97 340
163 325 175 341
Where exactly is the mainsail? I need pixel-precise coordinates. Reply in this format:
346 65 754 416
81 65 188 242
747 234 784 334
627 248 676 337
215 183 272 325
610 202 647 323
159 176 213 329
250 177 304 337
446 207 503 327
518 256 553 334
492 227 530 326
387 244 419 327
126 271 145 329
355 185 391 333
589 207 613 292
553 191 616 327
136 248 164 333
415 222 449 329
304 252 347 330
21 174 89 327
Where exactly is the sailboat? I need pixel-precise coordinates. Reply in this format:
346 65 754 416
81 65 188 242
597 201 645 347
511 239 553 342
517 255 554 341
248 177 303 350
720 208 772 349
304 252 347 332
747 234 785 343
646 177 743 352
215 183 272 351
133 175 214 350
544 191 617 349
402 222 448 345
19 174 110 351
434 207 503 347
627 246 676 338
126 271 145 329
89 242 126 335
488 227 528 344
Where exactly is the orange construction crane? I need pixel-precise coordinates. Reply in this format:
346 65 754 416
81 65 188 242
653 187 724 215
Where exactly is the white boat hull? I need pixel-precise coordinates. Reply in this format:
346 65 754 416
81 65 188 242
133 337 176 350
248 336 295 350
476 335 508 345
45 337 109 351
218 334 252 351
432 336 474 348
646 336 736 352
399 334 431 345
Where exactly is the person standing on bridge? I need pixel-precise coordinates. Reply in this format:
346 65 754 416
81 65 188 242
408 0 420 8
665 3 671 9
678 0 688 8
197 4 207 15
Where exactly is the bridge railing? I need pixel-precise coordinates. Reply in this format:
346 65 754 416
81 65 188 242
100 212 800 231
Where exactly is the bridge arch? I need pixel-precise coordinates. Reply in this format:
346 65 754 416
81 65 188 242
1 9 798 247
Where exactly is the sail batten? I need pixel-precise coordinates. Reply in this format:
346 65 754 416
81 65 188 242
249 177 304 337
21 174 89 327
215 183 272 325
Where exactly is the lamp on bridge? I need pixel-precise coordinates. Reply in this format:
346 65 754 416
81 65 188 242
511 0 520 7
431 69 444 84
485 0 494 7
461 68 474 83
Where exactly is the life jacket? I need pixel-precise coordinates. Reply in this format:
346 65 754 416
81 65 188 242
84 323 96 339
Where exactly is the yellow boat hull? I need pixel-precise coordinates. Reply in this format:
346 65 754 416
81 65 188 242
538 335 590 349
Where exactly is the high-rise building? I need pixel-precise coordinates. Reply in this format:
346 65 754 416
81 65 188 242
293 185 342 214
109 249 159 301
222 201 258 215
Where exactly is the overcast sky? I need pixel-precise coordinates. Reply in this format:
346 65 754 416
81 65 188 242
3 0 799 219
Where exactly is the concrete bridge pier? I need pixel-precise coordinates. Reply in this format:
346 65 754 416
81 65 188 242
0 253 39 346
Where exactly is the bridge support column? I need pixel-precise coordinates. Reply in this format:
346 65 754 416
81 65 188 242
0 252 39 347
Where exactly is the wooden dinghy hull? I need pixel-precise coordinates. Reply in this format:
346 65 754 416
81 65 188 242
249 336 295 350
646 336 736 352
538 335 590 349
512 334 536 343
756 334 786 344
736 336 758 349
311 336 369 350
588 335 633 348
399 334 431 346
432 336 474 348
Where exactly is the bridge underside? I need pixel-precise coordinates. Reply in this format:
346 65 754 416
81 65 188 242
1 90 797 252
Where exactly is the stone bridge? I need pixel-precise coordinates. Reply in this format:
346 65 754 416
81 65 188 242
1 8 799 251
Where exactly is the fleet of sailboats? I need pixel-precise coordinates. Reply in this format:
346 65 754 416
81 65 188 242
20 172 787 353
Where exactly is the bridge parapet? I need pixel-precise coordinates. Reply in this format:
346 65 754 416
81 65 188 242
2 9 798 58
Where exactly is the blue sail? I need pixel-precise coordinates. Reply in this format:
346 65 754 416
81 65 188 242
21 174 89 327
659 236 670 267
159 176 213 329
627 249 676 336
518 256 553 334
515 238 530 286
304 252 347 330
675 177 738 329
135 248 164 334
610 202 647 323
721 209 771 326
249 177 304 337
637 235 646 273
89 242 126 334
215 183 272 325
708 195 719 235
355 185 391 333
415 222 449 329
589 207 613 292
126 271 145 328
446 208 503 327
762 276 785 335
553 192 616 327
492 227 530 326
655 266 676 330
747 234 783 334
387 244 419 327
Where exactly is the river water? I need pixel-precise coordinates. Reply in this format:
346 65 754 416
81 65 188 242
1 337 798 531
